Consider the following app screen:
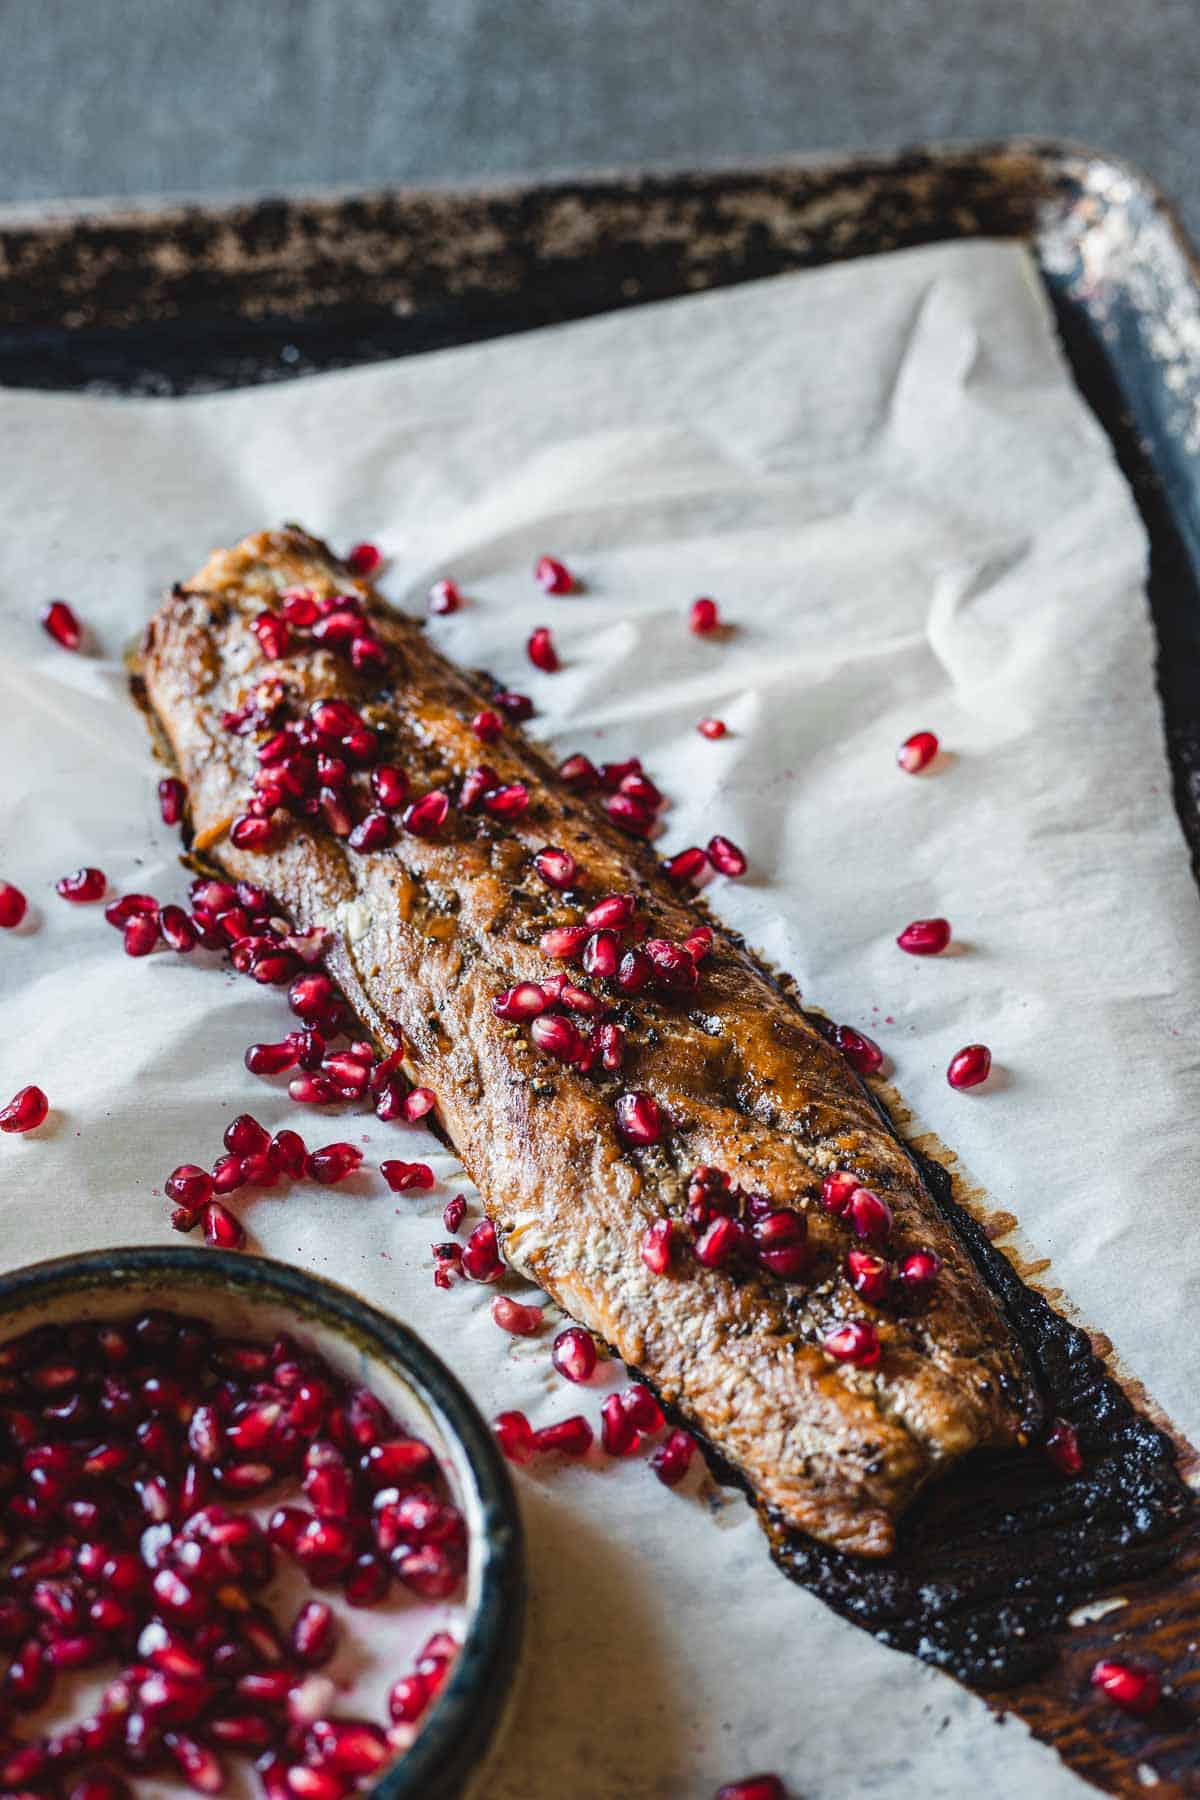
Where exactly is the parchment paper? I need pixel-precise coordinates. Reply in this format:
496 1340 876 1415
0 238 1192 1799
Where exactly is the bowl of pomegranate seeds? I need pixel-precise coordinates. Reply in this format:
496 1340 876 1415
0 1245 524 1799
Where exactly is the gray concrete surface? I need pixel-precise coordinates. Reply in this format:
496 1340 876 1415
5 0 1200 234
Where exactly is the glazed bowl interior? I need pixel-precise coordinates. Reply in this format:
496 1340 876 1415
0 1246 524 1800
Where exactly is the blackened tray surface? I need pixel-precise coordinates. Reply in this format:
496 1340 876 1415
7 140 1200 1795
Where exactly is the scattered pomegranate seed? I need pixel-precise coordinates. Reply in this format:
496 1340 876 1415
270 1129 308 1177
1090 1658 1162 1714
491 1296 543 1336
539 924 591 961
462 1218 503 1282
306 1143 364 1184
835 1024 884 1075
527 626 560 672
665 846 710 884
640 1218 674 1275
493 1410 535 1464
123 913 160 956
245 1038 299 1076
203 1202 245 1249
472 708 503 742
0 881 27 928
752 1209 810 1279
494 689 533 720
403 1087 437 1122
822 1321 881 1367
381 1160 435 1193
685 926 714 962
346 541 382 575
846 1249 892 1303
483 782 529 818
443 1194 466 1232
371 764 409 811
551 1326 597 1383
41 598 84 650
1045 1417 1084 1477
492 982 548 1022
847 1187 892 1246
707 834 747 877
689 596 720 635
947 1043 992 1090
403 790 450 838
650 1428 696 1488
230 813 274 850
534 1415 594 1457
897 917 952 955
600 1393 639 1457
55 866 106 903
252 611 291 660
558 752 598 787
534 846 577 890
614 1090 662 1146
157 776 186 826
897 730 939 773
159 903 196 952
695 1214 742 1269
0 1085 48 1133
535 555 574 594
282 586 320 626
716 1777 786 1800
697 716 727 739
428 578 461 615
897 1250 940 1298
165 1165 214 1208
224 1113 270 1156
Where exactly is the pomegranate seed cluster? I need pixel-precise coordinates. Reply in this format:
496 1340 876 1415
0 1310 465 1796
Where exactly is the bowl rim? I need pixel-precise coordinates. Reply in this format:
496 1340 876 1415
0 1244 525 1800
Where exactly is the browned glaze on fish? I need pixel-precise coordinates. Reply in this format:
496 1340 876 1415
139 527 1042 1557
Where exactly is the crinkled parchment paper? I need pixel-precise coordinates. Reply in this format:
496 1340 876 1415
1 238 1193 1798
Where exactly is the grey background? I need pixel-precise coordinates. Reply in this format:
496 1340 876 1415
4 0 1200 230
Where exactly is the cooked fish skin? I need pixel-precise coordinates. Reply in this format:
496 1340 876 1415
140 527 1042 1558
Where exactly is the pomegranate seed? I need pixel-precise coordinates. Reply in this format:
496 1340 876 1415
282 587 320 625
0 880 27 928
622 1383 665 1434
898 1250 940 1298
641 1219 674 1275
534 1415 593 1457
558 752 598 787
104 892 157 928
245 1039 299 1076
617 948 653 993
56 866 106 902
403 790 450 837
494 689 533 720
620 771 663 809
605 792 654 836
535 554 574 594
289 1072 338 1105
897 916 951 955
361 1438 434 1485
615 1090 662 1146
695 1214 742 1269
225 1113 270 1156
402 1087 436 1122
270 1129 308 1177
665 846 710 884
443 1194 466 1232
527 625 560 672
380 1160 435 1193
822 1320 881 1367
600 1393 638 1456
599 757 642 790
389 1673 431 1724
306 1143 363 1184
286 1769 349 1800
583 893 634 929
41 597 83 650
159 904 196 952
835 1024 884 1075
307 1717 390 1775
462 1218 503 1281
157 776 186 827
846 1248 892 1303
493 1410 535 1464
581 930 620 979
0 1085 48 1133
645 937 698 991
123 912 160 956
463 708 503 747
1045 1417 1084 1477
166 1165 214 1208
459 764 499 813
948 1043 992 1089
752 1209 810 1278
289 972 335 1021
1090 1658 1161 1714
550 1325 598 1383
203 1203 245 1249
821 1169 858 1215
253 612 291 660
348 810 392 852
716 1778 786 1800
483 782 529 818
491 1296 543 1336
534 846 577 890
230 813 274 850
897 730 939 773
689 596 720 634
166 1732 226 1792
698 716 727 739
346 540 382 575
492 981 548 1022
539 924 591 962
706 834 747 877
428 578 461 615
847 1187 892 1246
651 1428 696 1487
370 764 409 811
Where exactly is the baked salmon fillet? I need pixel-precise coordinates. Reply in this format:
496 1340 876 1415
140 527 1042 1558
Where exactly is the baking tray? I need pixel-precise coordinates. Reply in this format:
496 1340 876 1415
6 140 1200 1797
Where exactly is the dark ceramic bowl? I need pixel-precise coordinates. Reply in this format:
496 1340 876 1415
0 1245 524 1799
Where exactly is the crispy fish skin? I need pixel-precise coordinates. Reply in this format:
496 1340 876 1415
141 528 1042 1557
